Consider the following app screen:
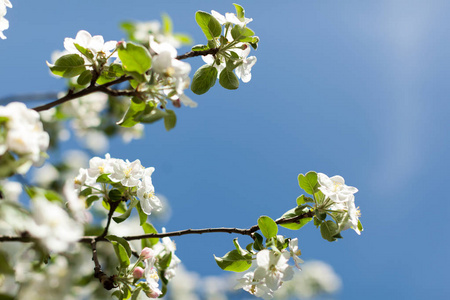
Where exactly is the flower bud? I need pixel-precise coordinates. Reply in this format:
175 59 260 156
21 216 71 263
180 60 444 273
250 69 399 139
133 266 144 279
140 247 155 260
145 290 160 298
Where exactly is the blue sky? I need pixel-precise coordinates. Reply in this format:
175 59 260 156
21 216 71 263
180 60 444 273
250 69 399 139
1 0 449 299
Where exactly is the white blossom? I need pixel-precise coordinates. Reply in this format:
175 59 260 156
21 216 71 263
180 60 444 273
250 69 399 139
253 250 294 291
317 173 358 203
235 56 257 83
0 102 49 174
153 230 181 279
109 158 144 187
0 180 21 202
28 197 83 253
288 238 304 269
137 172 162 215
144 256 162 297
211 10 252 27
64 30 117 61
0 0 12 40
235 272 273 300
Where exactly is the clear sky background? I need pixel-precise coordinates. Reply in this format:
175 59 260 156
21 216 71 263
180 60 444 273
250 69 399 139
1 0 449 299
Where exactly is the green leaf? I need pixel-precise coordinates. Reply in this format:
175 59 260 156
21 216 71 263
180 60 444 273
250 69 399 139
113 198 138 223
136 202 148 225
358 220 364 232
258 216 278 239
111 242 130 268
191 64 218 95
105 235 131 268
219 69 239 90
252 232 264 251
161 13 173 34
195 11 222 40
116 98 146 127
164 109 177 131
173 33 193 45
86 195 99 208
233 238 248 256
298 171 319 195
48 54 86 78
0 251 14 275
279 206 313 230
77 70 92 86
233 3 245 21
192 44 209 51
112 290 123 300
131 287 142 300
73 43 94 60
230 25 255 42
118 42 151 74
320 220 339 242
108 189 122 202
214 250 252 272
297 194 314 205
141 222 159 248
96 174 113 184
314 190 326 204
159 252 172 269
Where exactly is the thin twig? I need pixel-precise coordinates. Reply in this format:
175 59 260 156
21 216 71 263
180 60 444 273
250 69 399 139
91 239 116 290
0 210 315 243
99 201 120 239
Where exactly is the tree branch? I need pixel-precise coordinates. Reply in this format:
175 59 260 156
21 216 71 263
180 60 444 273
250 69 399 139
26 47 220 112
91 239 116 290
0 210 315 243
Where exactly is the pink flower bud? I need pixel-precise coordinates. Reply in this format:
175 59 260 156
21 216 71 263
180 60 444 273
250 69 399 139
145 290 160 298
133 267 144 279
140 247 155 260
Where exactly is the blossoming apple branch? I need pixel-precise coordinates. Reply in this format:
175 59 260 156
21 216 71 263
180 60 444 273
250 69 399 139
0 4 363 300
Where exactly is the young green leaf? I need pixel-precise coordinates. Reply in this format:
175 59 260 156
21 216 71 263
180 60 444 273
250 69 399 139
233 3 245 21
47 54 86 78
76 70 92 86
164 109 177 131
191 65 218 95
298 171 319 195
253 232 264 251
113 199 138 223
195 11 222 40
73 43 94 60
141 222 159 248
106 235 132 258
219 69 239 90
258 216 278 239
214 250 252 272
192 44 209 51
320 220 340 242
118 42 151 74
116 98 146 128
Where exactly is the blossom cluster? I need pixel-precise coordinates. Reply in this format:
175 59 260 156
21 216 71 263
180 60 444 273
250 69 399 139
0 0 12 39
125 236 181 298
148 37 197 108
236 239 302 299
0 102 49 175
75 153 162 215
203 9 257 83
317 173 361 235
64 29 118 67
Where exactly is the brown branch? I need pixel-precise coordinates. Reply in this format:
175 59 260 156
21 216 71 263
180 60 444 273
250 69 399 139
0 210 315 244
99 201 120 239
28 47 220 112
91 239 116 290
32 75 132 112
